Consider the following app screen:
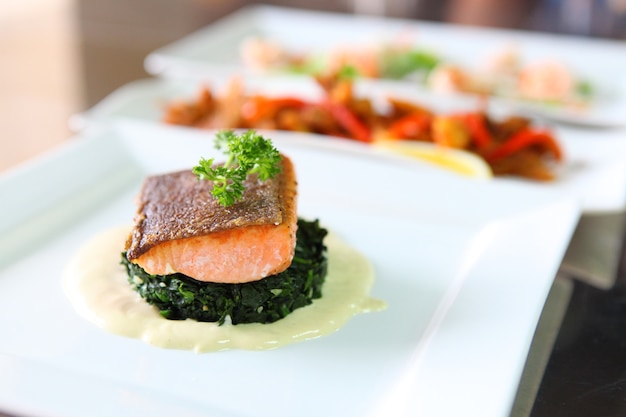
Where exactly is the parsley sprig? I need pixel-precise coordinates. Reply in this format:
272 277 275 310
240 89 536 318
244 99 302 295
192 130 282 206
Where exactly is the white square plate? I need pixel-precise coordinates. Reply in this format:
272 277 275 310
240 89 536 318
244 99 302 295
0 123 579 417
144 5 626 128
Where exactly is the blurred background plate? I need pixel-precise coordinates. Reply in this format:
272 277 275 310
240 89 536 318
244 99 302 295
70 75 626 214
144 5 626 128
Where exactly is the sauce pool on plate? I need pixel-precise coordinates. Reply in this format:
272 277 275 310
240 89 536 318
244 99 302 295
62 226 386 352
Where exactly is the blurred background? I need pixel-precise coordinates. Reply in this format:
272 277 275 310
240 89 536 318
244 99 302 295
1 0 625 173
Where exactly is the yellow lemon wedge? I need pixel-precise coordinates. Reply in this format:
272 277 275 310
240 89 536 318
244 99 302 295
373 139 493 179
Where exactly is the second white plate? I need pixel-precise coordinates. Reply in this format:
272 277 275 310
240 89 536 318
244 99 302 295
71 76 626 214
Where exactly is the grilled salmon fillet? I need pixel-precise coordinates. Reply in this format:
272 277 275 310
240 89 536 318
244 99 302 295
125 155 298 284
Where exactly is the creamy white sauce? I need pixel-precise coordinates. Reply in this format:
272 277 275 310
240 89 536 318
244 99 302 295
63 226 386 353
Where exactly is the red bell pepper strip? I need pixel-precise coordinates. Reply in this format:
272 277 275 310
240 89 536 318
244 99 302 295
386 112 432 140
462 112 493 149
242 96 310 124
485 128 563 162
320 99 372 143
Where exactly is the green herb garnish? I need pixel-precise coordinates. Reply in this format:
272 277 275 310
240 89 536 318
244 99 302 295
575 80 594 99
192 130 282 206
380 49 440 79
337 64 360 80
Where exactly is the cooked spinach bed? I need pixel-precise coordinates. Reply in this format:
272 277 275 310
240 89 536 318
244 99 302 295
121 218 328 325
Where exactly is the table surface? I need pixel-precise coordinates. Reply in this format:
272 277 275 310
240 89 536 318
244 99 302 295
1 2 626 417
531 232 626 417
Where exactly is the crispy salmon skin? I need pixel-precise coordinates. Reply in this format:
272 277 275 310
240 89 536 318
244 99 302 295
125 155 298 283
